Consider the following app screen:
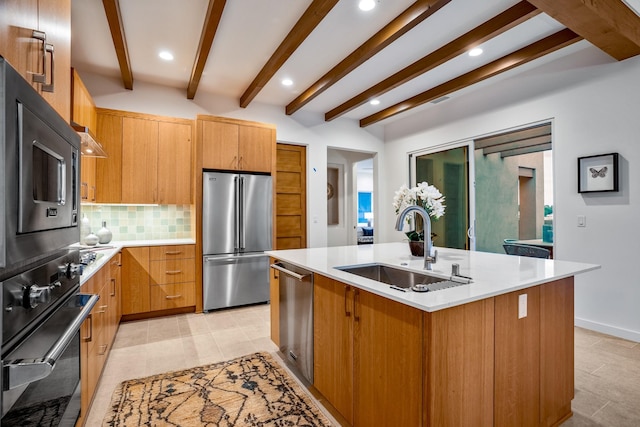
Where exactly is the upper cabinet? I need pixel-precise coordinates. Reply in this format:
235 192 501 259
72 69 98 202
0 0 71 121
199 116 275 173
95 109 194 205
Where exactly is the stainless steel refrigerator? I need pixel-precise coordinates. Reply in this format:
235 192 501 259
202 171 272 311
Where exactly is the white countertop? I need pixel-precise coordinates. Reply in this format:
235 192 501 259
76 239 195 285
266 242 600 312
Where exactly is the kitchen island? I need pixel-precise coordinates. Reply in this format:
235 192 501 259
267 243 599 427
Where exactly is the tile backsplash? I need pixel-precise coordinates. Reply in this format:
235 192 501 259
81 205 193 241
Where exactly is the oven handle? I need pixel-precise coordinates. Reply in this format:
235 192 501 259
3 293 99 390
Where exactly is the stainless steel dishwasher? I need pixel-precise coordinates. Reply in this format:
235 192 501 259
271 261 314 384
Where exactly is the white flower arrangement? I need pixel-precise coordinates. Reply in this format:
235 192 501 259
393 182 446 241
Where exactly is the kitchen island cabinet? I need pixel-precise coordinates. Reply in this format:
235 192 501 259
267 243 598 427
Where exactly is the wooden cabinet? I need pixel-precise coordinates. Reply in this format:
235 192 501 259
72 69 98 202
95 109 193 204
121 247 151 315
0 0 71 121
95 112 123 203
199 116 275 173
313 274 423 426
122 245 196 317
269 258 280 346
79 252 121 426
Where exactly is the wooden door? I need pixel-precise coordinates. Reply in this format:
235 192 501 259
269 260 280 346
275 144 307 249
425 299 495 426
38 0 71 122
121 247 150 315
354 288 423 427
494 287 540 427
238 125 273 172
122 117 158 203
313 275 354 425
157 121 193 204
96 112 123 203
201 120 238 170
540 277 574 426
0 0 39 87
80 156 96 202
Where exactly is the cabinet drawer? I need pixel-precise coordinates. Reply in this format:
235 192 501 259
149 259 195 284
150 245 195 260
150 282 196 311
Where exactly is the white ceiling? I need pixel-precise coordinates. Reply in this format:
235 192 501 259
70 0 617 126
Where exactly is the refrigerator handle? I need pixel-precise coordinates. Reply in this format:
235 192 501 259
234 176 240 251
239 176 245 250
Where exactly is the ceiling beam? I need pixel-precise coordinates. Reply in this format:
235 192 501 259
359 28 582 127
527 0 640 60
475 122 550 149
482 135 551 155
239 0 340 108
187 0 227 99
102 0 133 90
325 1 540 121
286 0 451 116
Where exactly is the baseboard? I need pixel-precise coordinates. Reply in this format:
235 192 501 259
575 317 640 343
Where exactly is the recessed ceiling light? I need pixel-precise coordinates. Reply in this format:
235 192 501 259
370 99 380 105
159 51 174 61
468 48 483 57
281 78 293 86
359 0 376 12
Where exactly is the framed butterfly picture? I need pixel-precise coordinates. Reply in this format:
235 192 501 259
578 152 619 193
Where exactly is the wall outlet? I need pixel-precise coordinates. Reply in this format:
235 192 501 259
518 294 527 319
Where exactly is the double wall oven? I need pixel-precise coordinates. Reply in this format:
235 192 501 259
1 56 97 426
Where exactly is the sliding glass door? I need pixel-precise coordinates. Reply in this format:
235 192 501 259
411 143 474 250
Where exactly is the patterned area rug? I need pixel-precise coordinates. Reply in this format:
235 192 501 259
103 352 332 426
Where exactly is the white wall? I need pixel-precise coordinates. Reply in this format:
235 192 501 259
381 44 640 341
82 72 385 249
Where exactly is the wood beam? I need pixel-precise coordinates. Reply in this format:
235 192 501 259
482 135 551 155
359 29 582 127
527 0 640 60
239 0 340 108
475 123 550 149
187 0 226 99
325 1 540 121
102 0 133 90
286 0 451 116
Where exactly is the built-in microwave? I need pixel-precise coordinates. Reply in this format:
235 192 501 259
1 56 80 272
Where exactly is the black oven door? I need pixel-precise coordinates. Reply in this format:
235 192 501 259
1 293 98 426
17 102 79 234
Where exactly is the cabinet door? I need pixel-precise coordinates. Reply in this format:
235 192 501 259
354 288 423 427
0 0 39 86
494 287 540 427
269 260 279 346
238 125 273 172
202 120 239 170
540 277 574 426
38 0 71 122
121 247 150 315
157 121 193 204
150 282 196 311
96 113 123 203
313 275 354 425
122 117 158 203
81 156 96 202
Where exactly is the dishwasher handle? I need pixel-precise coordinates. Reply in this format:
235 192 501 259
270 263 311 281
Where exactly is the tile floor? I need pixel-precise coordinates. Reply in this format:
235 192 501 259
86 306 640 426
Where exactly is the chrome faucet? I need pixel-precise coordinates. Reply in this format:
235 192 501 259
395 205 437 270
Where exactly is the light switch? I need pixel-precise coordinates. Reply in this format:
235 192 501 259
577 215 586 227
518 294 527 319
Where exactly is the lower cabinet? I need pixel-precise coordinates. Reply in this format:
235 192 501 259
313 275 574 427
313 274 423 426
122 244 196 317
78 251 121 426
269 257 280 346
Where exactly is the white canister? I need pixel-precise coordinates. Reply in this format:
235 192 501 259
97 221 113 244
80 214 91 245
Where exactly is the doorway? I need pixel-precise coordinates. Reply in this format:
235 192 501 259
326 148 376 247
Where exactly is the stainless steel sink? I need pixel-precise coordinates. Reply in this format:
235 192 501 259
334 263 465 292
